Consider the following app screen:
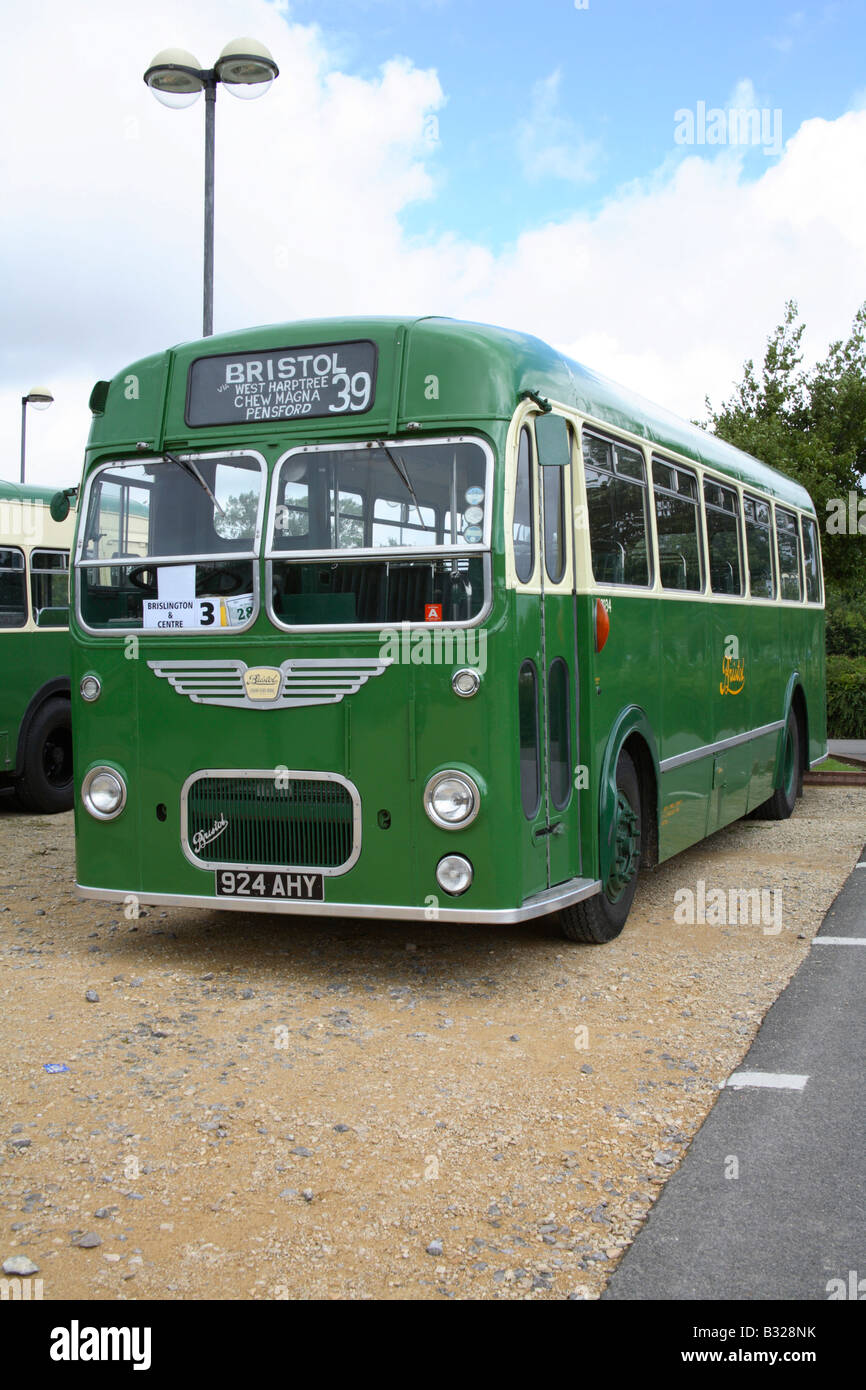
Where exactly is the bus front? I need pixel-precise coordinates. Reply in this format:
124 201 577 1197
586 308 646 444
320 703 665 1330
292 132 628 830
71 319 590 925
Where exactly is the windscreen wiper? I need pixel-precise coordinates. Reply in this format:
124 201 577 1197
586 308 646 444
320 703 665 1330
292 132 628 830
162 450 225 517
378 442 425 529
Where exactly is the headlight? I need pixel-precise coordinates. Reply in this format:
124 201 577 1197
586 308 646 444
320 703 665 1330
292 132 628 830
423 770 480 829
81 766 127 820
436 854 474 896
80 674 102 702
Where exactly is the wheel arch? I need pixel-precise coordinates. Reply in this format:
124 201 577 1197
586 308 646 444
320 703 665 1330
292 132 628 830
14 678 71 777
780 673 808 792
599 706 660 888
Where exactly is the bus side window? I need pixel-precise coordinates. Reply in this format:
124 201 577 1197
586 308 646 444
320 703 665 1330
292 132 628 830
539 439 567 585
518 659 541 818
776 507 802 601
743 495 776 599
0 547 27 628
652 459 703 591
704 480 743 595
583 433 651 587
801 516 822 603
513 426 534 583
30 549 70 615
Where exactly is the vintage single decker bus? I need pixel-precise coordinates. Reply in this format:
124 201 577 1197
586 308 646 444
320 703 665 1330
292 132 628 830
1 482 76 812
66 317 826 941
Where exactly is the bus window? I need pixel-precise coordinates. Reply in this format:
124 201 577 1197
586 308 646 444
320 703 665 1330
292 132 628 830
79 453 263 629
801 517 822 603
518 660 541 818
743 495 776 599
547 657 572 811
0 547 27 628
30 549 70 615
704 479 743 595
269 438 490 626
513 427 534 583
584 433 651 587
652 459 703 591
542 463 566 584
776 508 802 601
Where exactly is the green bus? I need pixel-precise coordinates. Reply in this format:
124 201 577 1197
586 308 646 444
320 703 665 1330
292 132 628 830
67 317 825 941
1 482 76 813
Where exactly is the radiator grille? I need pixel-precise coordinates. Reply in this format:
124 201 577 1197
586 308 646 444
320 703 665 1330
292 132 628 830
184 773 357 872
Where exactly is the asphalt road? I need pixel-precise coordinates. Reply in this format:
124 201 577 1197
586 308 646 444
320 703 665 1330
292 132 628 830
604 843 866 1301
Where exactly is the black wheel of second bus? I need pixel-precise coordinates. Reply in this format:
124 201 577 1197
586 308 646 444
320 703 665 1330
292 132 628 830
750 707 800 821
559 750 642 944
14 698 74 814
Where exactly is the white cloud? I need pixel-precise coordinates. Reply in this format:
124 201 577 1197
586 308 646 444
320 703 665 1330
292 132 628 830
516 69 601 185
1 3 865 491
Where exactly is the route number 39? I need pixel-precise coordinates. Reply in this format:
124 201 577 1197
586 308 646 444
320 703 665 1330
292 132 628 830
329 371 372 413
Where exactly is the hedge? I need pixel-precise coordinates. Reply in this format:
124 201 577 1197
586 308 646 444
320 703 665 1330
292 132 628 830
826 655 866 739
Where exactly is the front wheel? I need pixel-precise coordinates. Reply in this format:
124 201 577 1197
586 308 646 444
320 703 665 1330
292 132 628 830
559 749 642 944
14 698 74 814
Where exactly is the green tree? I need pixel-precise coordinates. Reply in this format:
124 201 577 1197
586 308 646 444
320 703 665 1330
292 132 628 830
703 300 866 594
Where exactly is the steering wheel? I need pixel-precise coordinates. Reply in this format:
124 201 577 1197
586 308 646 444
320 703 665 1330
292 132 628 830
126 565 245 597
196 566 245 597
126 566 158 592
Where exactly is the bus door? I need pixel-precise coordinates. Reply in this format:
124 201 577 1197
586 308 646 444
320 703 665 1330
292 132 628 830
533 412 581 888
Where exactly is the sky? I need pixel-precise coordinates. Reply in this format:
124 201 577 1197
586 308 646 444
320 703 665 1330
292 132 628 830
2 0 865 487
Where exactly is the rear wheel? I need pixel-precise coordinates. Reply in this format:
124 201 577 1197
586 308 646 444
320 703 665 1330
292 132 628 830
14 698 73 814
751 708 800 821
560 749 641 944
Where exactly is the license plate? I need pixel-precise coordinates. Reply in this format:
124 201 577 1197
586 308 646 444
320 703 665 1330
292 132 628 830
215 869 324 901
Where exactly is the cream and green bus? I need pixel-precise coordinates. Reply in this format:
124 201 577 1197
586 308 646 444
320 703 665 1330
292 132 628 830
66 317 825 940
1 482 76 812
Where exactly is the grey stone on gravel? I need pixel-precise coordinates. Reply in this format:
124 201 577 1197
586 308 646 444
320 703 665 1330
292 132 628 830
3 1255 39 1275
426 1239 443 1256
85 990 99 1002
653 1150 675 1166
74 1232 102 1248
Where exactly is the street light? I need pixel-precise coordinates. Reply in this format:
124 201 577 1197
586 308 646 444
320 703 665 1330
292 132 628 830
143 38 279 337
20 388 54 485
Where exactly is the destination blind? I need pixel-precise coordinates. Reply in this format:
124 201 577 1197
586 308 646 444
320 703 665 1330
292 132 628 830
185 340 378 426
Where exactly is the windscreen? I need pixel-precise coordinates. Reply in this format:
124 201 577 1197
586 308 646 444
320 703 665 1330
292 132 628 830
268 438 490 627
77 453 263 632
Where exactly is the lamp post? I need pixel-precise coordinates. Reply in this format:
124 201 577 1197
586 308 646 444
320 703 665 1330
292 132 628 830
143 38 279 338
20 388 54 485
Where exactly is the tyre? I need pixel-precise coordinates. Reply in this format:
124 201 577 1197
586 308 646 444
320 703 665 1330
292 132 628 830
750 708 800 821
560 749 641 944
14 698 73 814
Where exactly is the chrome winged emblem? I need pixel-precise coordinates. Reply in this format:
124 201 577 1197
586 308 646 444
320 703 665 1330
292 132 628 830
147 657 392 710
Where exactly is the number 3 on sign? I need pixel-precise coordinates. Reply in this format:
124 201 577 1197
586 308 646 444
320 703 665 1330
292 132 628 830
330 371 372 413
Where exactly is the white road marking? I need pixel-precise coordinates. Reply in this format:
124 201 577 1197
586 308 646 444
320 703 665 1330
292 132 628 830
812 936 866 946
726 1071 808 1091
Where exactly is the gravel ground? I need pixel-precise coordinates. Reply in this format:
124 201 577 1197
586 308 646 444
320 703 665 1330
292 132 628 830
1 785 863 1301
